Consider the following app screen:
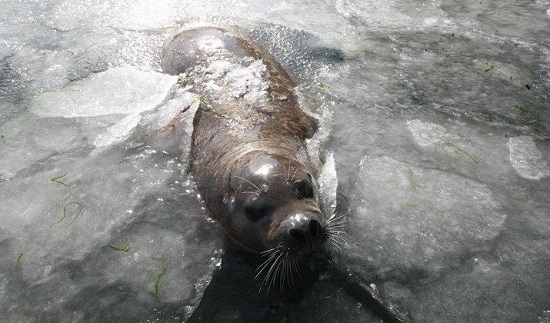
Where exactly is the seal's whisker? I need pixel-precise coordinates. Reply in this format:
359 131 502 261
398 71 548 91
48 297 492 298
327 225 346 234
275 251 288 286
256 250 278 279
283 256 291 288
289 254 300 287
262 250 284 291
328 234 346 246
326 213 346 224
290 255 302 280
328 228 346 235
327 239 344 252
258 258 277 292
256 245 302 292
255 261 274 280
286 158 292 181
279 254 288 289
267 254 284 292
326 227 348 238
275 257 285 290
325 217 349 246
260 248 277 260
327 232 348 247
233 175 263 193
239 191 261 195
326 213 347 235
327 220 346 228
290 167 298 182
279 251 295 290
261 246 279 256
255 249 281 279
328 239 343 251
280 257 286 290
327 216 346 226
284 253 295 289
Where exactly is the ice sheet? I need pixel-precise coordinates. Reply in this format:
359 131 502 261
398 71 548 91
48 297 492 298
31 67 178 118
350 156 506 274
508 136 550 180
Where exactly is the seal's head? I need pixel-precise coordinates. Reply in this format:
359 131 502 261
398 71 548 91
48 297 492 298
221 153 329 288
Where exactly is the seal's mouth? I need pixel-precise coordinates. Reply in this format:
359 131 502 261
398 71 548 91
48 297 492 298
254 215 326 292
255 212 346 291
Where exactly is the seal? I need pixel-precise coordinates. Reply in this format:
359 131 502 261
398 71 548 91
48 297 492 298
162 27 341 289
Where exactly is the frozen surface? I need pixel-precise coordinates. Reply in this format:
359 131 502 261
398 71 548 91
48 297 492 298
31 67 178 118
1 0 550 321
508 136 550 180
318 152 338 216
352 156 506 274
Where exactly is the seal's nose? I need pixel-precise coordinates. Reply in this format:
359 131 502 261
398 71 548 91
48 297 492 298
282 213 325 251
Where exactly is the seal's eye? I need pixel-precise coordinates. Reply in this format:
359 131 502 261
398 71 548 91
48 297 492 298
244 203 273 222
291 180 314 199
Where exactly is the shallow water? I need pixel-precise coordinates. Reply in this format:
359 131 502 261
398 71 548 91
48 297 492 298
1 0 549 322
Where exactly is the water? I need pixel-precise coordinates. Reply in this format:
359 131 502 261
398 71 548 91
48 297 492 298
1 0 549 322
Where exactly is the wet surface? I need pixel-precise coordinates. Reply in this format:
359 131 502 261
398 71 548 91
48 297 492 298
1 0 549 321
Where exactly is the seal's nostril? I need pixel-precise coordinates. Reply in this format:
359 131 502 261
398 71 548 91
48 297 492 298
289 228 306 244
309 219 323 238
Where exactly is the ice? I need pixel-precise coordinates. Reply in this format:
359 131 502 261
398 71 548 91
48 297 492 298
48 0 188 31
31 67 178 118
318 152 338 216
224 60 268 102
93 113 142 148
406 119 487 169
508 136 550 180
333 0 451 30
199 59 269 103
93 90 200 152
349 156 506 274
0 144 223 321
407 119 459 147
341 156 549 320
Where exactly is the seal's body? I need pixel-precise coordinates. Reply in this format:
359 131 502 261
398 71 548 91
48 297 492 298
162 27 331 287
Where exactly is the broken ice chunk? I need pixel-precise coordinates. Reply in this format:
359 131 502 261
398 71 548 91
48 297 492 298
93 113 142 149
31 67 178 118
508 136 549 180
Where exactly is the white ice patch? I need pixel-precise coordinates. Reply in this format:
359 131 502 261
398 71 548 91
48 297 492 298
94 90 201 150
206 60 235 79
422 17 439 27
407 119 481 164
93 113 142 149
407 119 458 147
333 0 451 31
195 58 268 103
319 152 338 216
225 60 268 102
508 136 550 180
48 0 187 30
31 67 178 118
351 156 506 273
140 91 201 132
